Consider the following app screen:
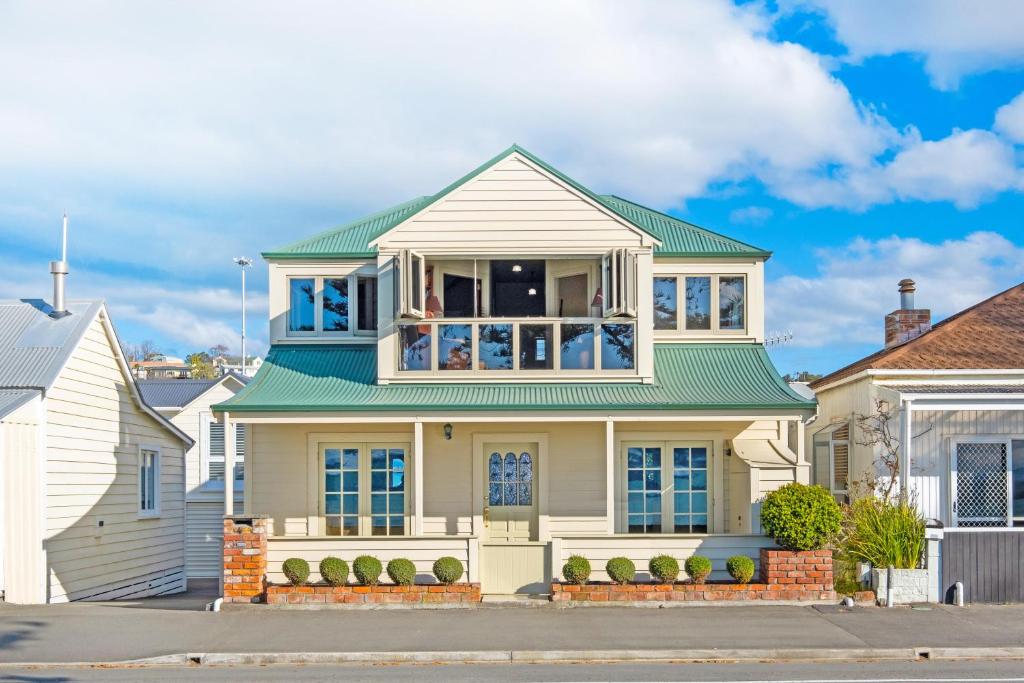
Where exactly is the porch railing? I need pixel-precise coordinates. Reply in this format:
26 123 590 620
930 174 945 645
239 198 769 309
396 317 638 376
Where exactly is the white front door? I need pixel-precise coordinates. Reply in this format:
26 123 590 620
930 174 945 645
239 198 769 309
483 443 536 542
479 442 547 594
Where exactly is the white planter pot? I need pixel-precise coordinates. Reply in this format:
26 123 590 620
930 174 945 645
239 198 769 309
871 568 929 605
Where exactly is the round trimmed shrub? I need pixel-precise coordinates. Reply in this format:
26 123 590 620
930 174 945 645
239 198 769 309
433 556 464 585
606 557 635 585
282 557 310 586
352 555 383 586
760 482 842 551
318 556 348 586
562 555 591 585
386 558 417 586
684 555 712 584
726 555 755 584
649 555 680 584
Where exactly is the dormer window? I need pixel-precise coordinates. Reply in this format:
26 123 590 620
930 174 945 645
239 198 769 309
287 274 377 338
288 278 316 333
652 274 746 335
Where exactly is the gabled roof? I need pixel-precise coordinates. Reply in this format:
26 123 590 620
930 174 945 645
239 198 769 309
0 298 193 445
0 388 37 420
138 373 249 410
812 282 1024 389
215 343 813 413
263 145 769 260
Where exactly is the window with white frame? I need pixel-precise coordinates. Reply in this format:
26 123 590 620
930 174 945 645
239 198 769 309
286 274 378 337
652 274 746 334
204 415 245 486
812 420 850 496
322 443 408 536
603 248 637 317
952 438 1024 528
623 442 710 534
138 447 160 516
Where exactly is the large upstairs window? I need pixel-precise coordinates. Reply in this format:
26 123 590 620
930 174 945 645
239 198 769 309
287 274 377 337
652 274 746 335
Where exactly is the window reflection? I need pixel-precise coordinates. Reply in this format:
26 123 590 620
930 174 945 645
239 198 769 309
438 324 472 370
323 278 349 331
653 277 678 330
479 324 513 370
289 278 315 332
685 276 711 330
520 325 553 370
560 323 594 370
601 323 635 370
399 325 431 370
719 276 745 330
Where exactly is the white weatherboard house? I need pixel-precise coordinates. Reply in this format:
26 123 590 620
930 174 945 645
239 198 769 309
0 298 192 603
216 146 815 595
137 375 248 579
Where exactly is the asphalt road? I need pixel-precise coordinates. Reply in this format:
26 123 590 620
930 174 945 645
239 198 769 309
3 659 1024 682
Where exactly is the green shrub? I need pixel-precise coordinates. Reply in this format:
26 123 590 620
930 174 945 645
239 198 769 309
432 556 464 585
684 555 712 584
352 555 383 585
648 555 680 584
386 558 417 586
606 557 636 584
841 497 925 569
318 556 348 586
760 483 843 551
282 557 310 586
726 555 755 584
562 555 591 585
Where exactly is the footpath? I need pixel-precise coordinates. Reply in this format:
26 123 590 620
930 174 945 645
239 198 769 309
2 586 1024 666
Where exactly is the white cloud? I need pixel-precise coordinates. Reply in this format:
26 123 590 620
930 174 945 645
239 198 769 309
767 231 1024 348
794 0 1024 90
729 206 773 224
995 92 1024 144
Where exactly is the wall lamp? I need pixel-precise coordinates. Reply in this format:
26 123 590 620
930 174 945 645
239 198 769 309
443 423 453 440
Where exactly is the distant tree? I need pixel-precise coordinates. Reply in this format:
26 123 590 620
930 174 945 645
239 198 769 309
123 340 160 362
783 371 822 383
208 343 229 358
187 352 217 379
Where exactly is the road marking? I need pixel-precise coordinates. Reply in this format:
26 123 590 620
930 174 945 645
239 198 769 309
653 679 1024 683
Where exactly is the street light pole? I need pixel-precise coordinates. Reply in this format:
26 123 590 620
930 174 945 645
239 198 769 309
233 257 253 376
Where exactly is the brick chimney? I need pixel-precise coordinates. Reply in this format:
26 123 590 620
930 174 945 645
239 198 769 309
884 279 931 348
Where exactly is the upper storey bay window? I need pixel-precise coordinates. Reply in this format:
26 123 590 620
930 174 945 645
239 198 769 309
288 275 378 337
652 274 746 335
393 250 640 375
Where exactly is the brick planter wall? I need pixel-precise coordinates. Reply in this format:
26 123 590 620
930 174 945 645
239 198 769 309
223 516 269 604
552 549 835 603
266 583 481 605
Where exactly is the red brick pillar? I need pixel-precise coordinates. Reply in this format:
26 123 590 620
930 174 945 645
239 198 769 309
760 548 835 600
223 516 269 604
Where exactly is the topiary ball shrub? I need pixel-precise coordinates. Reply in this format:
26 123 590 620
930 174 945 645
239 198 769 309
606 557 636 585
760 482 843 551
282 557 310 586
352 555 383 586
387 558 417 586
433 556 464 585
649 555 680 584
562 555 591 585
319 556 348 586
684 555 712 584
726 555 755 584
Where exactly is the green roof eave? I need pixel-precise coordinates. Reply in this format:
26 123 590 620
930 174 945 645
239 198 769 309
214 343 814 414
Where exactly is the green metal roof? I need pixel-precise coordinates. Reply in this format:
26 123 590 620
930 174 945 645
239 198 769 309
215 343 813 414
263 145 770 260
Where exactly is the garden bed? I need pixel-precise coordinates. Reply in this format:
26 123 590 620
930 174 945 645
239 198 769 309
551 580 834 602
266 582 481 605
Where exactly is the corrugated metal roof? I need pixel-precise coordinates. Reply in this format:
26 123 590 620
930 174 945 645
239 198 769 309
137 374 249 409
217 343 813 413
879 384 1024 395
597 195 770 258
0 388 38 420
0 300 102 390
262 145 769 261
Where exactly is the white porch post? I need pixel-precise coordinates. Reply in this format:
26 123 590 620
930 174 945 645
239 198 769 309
223 411 234 516
413 420 424 536
900 398 913 496
605 419 615 534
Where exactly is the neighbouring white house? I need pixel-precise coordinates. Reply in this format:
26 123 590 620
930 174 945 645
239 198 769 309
214 145 815 596
810 279 1024 603
137 374 248 578
212 355 263 378
0 293 193 603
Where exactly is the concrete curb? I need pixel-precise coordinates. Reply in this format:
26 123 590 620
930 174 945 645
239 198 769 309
6 646 1024 668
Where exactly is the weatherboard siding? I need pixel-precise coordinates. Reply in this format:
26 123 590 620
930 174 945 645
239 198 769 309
1 397 44 603
43 314 185 603
171 380 242 495
377 157 647 250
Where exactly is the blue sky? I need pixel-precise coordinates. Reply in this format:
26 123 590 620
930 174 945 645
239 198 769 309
1 1 1022 375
